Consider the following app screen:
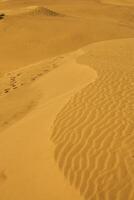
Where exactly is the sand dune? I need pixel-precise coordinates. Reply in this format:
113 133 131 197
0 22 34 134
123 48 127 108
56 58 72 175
25 6 64 17
51 38 134 199
0 0 134 199
4 6 64 17
0 38 133 200
1 0 134 73
0 49 96 200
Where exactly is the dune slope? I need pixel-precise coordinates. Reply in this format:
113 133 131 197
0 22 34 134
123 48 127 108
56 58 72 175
51 38 134 200
0 0 134 200
0 49 96 200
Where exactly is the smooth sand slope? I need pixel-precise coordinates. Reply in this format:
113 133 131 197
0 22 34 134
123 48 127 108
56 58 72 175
0 0 134 200
0 49 96 200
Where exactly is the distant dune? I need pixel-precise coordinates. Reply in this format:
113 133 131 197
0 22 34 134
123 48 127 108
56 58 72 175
24 6 64 17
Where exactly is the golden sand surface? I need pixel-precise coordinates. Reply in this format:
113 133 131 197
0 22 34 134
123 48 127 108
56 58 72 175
0 0 134 200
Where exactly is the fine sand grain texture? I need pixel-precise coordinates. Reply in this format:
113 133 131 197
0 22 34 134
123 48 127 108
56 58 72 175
0 0 134 200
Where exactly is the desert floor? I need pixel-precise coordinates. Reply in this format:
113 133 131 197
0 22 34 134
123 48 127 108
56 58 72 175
0 0 134 200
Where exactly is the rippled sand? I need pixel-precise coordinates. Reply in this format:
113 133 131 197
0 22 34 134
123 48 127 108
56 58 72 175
0 0 134 200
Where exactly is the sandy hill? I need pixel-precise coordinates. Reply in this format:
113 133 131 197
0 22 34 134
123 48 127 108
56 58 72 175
24 6 64 17
0 37 134 200
0 0 134 200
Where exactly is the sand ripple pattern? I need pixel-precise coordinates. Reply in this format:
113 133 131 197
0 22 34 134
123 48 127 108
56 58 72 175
51 40 134 199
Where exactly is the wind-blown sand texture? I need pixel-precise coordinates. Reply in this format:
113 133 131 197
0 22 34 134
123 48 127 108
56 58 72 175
0 0 134 200
52 39 134 199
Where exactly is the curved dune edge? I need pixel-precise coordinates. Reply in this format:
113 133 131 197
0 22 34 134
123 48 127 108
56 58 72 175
0 49 96 200
0 49 96 132
51 38 134 200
